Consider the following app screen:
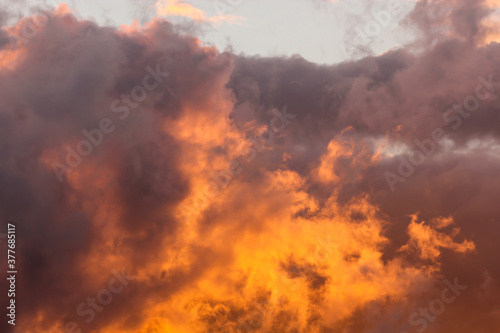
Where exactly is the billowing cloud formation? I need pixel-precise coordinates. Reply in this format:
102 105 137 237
0 0 499 332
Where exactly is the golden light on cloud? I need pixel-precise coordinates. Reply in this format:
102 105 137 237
155 0 244 25
400 215 476 262
155 0 207 21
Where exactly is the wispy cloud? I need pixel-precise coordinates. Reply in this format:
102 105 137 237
155 0 244 25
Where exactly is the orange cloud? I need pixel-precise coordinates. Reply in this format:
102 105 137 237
155 0 244 25
3 1 499 332
400 215 476 262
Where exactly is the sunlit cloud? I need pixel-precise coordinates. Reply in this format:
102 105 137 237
1 0 500 332
155 0 244 25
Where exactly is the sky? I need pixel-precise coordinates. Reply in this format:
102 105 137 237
1 0 418 64
0 0 500 333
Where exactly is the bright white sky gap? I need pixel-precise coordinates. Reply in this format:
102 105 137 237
4 0 416 64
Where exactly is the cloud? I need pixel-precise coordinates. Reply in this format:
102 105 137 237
400 215 476 262
0 0 499 332
155 0 244 25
